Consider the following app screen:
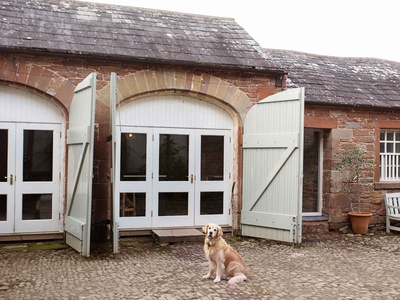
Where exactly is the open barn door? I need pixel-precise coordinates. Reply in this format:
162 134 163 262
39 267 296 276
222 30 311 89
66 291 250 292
65 73 96 256
110 73 119 253
242 88 304 244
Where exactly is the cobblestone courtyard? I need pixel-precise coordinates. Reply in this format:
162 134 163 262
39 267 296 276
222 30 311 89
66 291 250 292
1 232 400 299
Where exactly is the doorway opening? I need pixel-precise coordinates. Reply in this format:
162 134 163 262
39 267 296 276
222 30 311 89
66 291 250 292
302 128 323 216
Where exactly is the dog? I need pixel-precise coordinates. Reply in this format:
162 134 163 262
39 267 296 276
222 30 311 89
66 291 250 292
202 223 248 284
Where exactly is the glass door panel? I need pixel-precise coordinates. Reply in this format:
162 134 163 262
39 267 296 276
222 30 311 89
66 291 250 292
14 124 60 233
201 135 224 181
116 128 152 229
120 133 146 181
0 195 7 221
200 192 224 215
22 194 52 220
158 192 188 216
119 192 146 217
159 134 189 181
0 129 8 183
23 130 53 181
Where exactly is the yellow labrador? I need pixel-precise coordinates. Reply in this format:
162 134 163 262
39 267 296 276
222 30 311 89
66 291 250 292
202 223 248 284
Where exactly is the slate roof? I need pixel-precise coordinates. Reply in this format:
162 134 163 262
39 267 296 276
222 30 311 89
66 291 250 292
0 0 283 73
264 49 400 109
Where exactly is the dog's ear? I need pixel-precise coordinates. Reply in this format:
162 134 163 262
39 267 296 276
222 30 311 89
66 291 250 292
218 225 223 237
202 224 209 233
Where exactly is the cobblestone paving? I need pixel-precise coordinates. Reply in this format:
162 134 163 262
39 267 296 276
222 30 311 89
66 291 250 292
1 232 400 300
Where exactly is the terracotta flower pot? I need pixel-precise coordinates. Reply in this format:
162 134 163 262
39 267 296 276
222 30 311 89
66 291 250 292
348 212 372 234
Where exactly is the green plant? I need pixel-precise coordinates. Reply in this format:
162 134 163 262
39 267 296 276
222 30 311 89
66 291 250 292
333 145 375 213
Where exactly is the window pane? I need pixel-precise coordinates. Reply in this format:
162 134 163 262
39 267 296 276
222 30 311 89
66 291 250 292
120 133 146 181
0 130 7 182
387 131 394 141
201 136 224 181
120 193 146 217
396 144 400 154
158 192 188 216
380 131 385 140
387 143 394 153
22 194 52 220
23 130 53 181
159 134 188 181
0 195 6 221
200 192 223 215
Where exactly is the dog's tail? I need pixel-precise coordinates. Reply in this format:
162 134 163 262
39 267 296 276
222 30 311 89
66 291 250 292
228 273 247 285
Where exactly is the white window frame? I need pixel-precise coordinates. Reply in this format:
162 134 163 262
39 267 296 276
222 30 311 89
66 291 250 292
380 129 400 181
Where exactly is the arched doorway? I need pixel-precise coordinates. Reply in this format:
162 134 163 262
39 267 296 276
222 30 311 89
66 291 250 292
0 85 65 235
114 94 234 229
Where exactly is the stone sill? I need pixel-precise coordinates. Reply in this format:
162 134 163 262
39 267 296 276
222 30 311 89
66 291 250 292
374 181 400 190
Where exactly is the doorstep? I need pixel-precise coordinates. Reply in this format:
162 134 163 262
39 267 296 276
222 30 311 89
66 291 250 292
152 228 204 244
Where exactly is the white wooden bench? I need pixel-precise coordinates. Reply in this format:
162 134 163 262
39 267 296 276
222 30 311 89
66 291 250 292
385 193 400 233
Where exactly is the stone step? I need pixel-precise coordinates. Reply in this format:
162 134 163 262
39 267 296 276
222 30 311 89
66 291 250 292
302 219 329 234
152 228 204 244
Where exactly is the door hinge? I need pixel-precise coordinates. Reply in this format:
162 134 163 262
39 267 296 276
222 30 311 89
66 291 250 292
152 134 154 141
151 211 153 217
229 137 231 143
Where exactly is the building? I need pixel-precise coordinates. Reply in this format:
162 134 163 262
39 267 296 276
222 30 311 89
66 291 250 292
265 49 400 231
1 0 300 254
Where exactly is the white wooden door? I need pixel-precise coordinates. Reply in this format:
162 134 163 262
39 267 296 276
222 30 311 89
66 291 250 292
65 73 96 257
0 123 15 234
242 88 304 244
115 127 232 229
15 123 61 233
0 123 61 234
194 130 232 226
115 126 153 229
152 128 195 227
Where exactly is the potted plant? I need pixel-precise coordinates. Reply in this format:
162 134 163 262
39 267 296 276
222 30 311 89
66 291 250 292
333 145 375 234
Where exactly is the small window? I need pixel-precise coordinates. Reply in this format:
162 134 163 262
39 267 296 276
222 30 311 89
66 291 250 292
380 129 400 181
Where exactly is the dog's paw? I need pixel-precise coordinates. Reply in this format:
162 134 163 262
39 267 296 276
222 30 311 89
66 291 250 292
213 277 221 283
203 274 211 279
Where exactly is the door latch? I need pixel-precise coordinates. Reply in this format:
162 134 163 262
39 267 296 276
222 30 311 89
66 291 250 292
4 174 13 185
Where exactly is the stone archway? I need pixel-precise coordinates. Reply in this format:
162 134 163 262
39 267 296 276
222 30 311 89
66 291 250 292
98 70 252 121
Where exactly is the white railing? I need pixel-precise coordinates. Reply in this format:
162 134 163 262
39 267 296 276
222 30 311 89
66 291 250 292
380 154 400 181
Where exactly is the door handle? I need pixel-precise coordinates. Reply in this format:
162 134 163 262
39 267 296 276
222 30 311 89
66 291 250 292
190 174 194 183
4 174 13 185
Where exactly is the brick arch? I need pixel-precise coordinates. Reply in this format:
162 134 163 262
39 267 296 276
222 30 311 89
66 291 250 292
98 70 252 120
0 57 74 111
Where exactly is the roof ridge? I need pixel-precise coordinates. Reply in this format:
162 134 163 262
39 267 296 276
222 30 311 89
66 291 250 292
264 48 400 64
71 0 236 21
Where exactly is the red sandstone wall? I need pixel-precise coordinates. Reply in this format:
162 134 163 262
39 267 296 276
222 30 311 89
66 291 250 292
305 104 400 231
